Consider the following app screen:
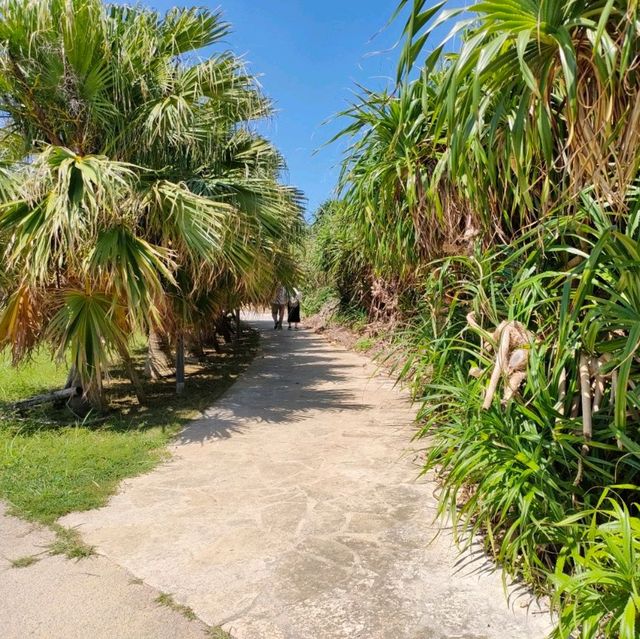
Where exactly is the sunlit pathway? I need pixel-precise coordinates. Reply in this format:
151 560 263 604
63 315 552 639
0 504 208 639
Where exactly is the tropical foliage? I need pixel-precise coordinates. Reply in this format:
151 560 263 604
0 0 303 406
309 1 640 636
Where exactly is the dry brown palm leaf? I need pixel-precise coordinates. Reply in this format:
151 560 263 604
0 282 46 363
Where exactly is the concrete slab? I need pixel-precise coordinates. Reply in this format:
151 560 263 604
62 316 553 638
0 504 211 638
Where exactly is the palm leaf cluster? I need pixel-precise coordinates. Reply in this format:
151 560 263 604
311 2 640 636
0 0 303 403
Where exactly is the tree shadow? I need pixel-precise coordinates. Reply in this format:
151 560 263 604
178 319 371 445
1 329 260 437
446 532 551 619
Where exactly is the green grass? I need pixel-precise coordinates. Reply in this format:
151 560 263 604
48 525 95 559
331 306 369 332
155 592 198 621
207 627 234 639
9 554 40 568
0 330 259 524
154 593 235 637
354 336 375 352
0 352 68 404
1 421 175 523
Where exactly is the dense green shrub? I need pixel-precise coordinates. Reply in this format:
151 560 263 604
310 2 640 634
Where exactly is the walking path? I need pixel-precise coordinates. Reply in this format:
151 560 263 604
0 504 209 638
61 316 552 638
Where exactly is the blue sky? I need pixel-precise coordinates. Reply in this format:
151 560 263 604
144 1 462 217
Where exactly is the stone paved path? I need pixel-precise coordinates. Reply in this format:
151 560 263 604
62 316 552 639
0 504 209 639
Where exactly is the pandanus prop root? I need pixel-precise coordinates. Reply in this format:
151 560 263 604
567 353 617 448
467 313 533 408
555 353 620 490
572 353 621 489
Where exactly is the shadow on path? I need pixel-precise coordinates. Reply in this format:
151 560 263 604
177 319 370 445
60 315 553 639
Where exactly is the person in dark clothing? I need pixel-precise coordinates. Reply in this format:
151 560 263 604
287 288 301 330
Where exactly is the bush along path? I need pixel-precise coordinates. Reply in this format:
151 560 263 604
62 315 552 639
302 3 640 637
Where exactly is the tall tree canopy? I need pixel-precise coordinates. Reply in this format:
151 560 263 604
0 0 304 403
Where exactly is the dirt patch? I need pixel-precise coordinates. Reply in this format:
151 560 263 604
305 306 395 365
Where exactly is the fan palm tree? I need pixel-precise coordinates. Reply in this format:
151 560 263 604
0 0 303 406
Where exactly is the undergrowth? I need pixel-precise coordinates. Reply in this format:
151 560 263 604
392 222 640 639
309 211 640 638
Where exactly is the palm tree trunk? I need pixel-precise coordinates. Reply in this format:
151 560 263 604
85 376 104 412
144 330 174 379
234 308 241 343
211 331 221 353
186 331 206 361
64 366 103 413
217 313 233 343
176 332 185 395
64 366 82 392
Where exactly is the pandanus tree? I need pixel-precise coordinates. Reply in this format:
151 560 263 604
396 0 640 231
0 0 303 407
311 2 640 636
375 4 640 635
331 76 477 318
392 0 640 421
342 80 478 246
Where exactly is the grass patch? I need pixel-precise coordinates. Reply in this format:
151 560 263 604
1 422 174 524
331 306 369 332
48 525 95 559
9 554 40 568
0 353 68 405
207 627 234 639
354 336 375 352
0 329 259 524
155 592 197 621
155 590 235 637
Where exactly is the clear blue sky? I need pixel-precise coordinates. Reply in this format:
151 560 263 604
144 1 461 217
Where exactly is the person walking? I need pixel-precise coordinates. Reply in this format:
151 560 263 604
271 283 287 329
287 287 302 330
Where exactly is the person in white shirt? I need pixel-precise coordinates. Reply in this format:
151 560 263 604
271 283 288 329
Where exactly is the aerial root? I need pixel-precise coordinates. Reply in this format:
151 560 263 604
466 313 532 409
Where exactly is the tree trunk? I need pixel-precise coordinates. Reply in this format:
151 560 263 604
144 330 174 379
15 387 79 410
64 366 102 414
217 313 233 343
186 331 206 362
64 366 82 392
84 376 104 413
211 331 221 353
119 348 146 405
176 332 185 395
234 309 241 343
